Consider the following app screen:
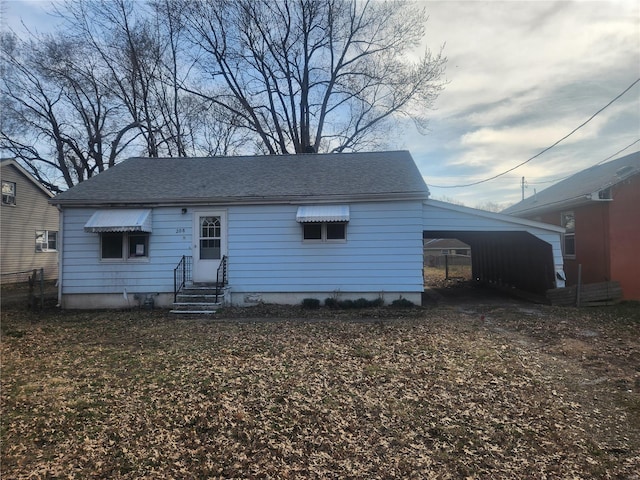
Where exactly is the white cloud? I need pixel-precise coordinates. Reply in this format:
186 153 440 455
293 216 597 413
1 0 63 34
405 0 640 207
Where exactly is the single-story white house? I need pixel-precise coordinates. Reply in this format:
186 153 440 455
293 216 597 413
50 151 565 310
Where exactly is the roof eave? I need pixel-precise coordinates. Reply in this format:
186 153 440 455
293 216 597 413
506 195 597 217
50 191 430 208
427 199 566 233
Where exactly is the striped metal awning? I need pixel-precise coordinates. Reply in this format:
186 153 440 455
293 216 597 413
296 205 350 223
84 209 153 233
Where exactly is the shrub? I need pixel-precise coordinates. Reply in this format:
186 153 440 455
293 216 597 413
324 297 340 309
301 298 320 310
339 299 355 309
370 297 385 307
324 297 384 309
390 297 415 309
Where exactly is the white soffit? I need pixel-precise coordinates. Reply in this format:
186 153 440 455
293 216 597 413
84 209 153 233
296 205 350 223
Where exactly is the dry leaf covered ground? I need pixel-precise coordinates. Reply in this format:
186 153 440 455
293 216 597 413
1 291 639 479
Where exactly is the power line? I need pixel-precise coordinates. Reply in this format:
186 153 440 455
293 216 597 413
593 137 640 166
428 77 640 189
526 138 640 185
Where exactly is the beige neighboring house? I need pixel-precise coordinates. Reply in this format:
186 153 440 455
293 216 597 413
1 159 59 284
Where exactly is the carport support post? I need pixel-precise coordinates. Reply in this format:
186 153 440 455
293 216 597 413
576 264 582 307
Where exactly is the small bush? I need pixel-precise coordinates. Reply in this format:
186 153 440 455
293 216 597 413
324 297 340 309
339 299 355 309
324 297 384 309
301 298 320 310
370 297 385 307
353 298 371 309
390 297 415 309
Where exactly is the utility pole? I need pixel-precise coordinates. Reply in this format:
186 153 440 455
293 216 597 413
521 176 525 200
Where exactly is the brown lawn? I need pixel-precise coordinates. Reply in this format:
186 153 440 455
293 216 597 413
1 299 639 479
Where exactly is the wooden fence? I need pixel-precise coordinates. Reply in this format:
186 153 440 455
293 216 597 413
546 281 623 307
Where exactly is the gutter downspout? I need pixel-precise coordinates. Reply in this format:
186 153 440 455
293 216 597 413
56 206 63 308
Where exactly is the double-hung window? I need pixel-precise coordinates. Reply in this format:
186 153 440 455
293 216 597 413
2 181 16 205
35 230 58 252
561 211 575 258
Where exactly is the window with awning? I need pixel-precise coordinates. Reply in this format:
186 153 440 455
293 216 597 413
84 209 153 233
296 205 350 223
297 205 349 242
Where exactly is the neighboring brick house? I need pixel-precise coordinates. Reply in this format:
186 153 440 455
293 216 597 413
503 151 640 300
1 159 59 283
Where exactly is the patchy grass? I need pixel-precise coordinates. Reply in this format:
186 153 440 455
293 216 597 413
1 302 639 478
424 265 472 288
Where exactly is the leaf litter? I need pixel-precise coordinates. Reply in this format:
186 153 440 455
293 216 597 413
1 301 639 479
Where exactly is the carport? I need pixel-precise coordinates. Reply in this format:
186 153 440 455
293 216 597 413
423 200 566 295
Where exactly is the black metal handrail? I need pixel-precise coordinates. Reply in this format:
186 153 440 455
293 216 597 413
173 255 192 302
215 255 228 303
174 255 227 303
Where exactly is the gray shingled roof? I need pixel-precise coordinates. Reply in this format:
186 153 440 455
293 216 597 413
503 151 640 216
51 151 429 206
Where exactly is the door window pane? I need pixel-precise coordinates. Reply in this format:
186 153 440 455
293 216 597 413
200 216 221 259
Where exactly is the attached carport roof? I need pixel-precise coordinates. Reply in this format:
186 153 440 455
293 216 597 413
423 199 565 234
423 200 565 294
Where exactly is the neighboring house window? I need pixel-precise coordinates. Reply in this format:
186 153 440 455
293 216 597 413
35 230 58 252
101 232 149 260
2 181 16 205
302 222 347 242
561 212 575 257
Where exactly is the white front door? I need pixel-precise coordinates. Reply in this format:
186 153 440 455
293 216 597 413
193 211 227 283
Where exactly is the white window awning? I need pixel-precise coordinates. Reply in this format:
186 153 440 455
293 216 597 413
296 205 350 223
84 209 153 233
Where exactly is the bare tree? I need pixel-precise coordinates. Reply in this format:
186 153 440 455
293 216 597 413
475 201 510 213
1 0 446 190
0 0 248 190
150 0 252 156
62 0 249 158
182 0 446 154
61 0 166 157
0 32 142 192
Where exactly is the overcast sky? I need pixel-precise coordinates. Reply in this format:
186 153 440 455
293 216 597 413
2 0 639 209
400 0 640 208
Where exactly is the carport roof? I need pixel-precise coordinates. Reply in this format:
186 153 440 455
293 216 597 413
425 199 565 233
